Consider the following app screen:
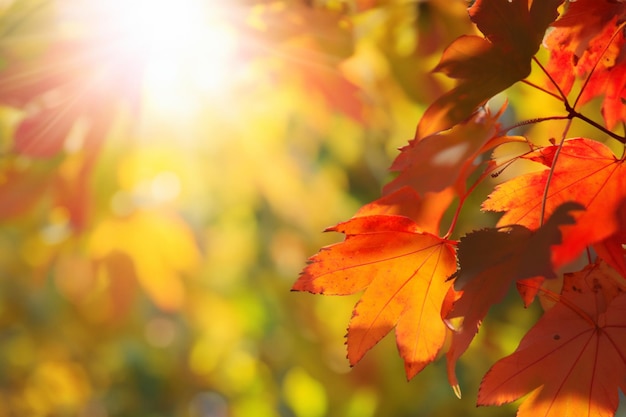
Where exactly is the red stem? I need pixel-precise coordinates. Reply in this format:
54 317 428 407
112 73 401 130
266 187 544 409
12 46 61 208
532 56 568 102
539 118 572 226
520 79 564 102
443 153 527 239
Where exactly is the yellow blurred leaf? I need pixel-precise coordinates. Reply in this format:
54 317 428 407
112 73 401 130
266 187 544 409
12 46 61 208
23 360 91 415
89 210 200 311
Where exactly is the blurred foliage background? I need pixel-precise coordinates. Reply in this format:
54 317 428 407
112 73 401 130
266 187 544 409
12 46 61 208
0 0 597 416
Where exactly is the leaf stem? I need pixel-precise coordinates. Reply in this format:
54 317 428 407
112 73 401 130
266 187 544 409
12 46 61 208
539 118 572 226
443 194 467 240
564 102 626 143
532 56 568 102
443 153 527 239
497 115 570 137
520 79 564 102
524 56 626 143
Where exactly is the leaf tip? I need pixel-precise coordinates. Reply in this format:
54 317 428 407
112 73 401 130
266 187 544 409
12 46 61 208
452 384 462 399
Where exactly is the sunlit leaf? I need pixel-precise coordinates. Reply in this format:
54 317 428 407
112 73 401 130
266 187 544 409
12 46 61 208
483 138 626 268
478 260 626 417
294 215 456 379
544 1 626 129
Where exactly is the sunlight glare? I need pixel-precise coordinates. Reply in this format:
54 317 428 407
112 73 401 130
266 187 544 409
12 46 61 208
104 0 240 108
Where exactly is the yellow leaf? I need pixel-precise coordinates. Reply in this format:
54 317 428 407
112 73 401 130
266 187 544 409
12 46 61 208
89 210 200 310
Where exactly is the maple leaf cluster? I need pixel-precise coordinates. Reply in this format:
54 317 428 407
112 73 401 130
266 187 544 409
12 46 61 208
293 1 626 415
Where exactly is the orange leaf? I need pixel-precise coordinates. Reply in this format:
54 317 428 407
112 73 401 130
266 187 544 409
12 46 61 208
483 138 626 268
354 187 426 223
416 0 563 138
353 186 451 235
383 107 525 235
444 202 583 392
478 260 626 417
386 105 508 197
293 215 457 379
546 0 626 75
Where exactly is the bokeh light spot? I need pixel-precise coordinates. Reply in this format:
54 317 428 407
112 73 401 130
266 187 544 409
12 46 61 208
145 317 178 348
150 171 181 203
282 367 327 417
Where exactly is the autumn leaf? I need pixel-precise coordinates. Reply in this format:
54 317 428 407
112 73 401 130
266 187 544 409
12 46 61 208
352 186 451 236
478 260 626 417
293 215 456 379
483 138 626 268
416 0 563 138
544 2 626 129
386 105 512 197
383 106 524 235
575 23 626 131
453 201 584 291
549 0 626 52
545 0 626 75
596 63 626 130
443 202 583 394
354 187 425 220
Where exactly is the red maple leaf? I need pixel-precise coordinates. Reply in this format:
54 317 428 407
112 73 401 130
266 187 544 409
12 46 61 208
352 186 453 236
416 0 563 138
383 106 521 235
544 1 626 129
443 202 583 395
293 215 456 379
483 138 626 269
547 0 626 62
478 260 626 417
386 105 512 197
